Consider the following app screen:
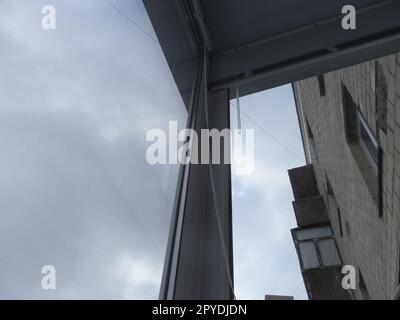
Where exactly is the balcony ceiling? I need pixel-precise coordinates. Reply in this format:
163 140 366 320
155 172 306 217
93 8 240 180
202 0 381 52
145 0 400 97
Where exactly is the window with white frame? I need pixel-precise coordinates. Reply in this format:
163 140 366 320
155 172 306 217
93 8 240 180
342 83 383 216
292 225 342 270
356 110 379 175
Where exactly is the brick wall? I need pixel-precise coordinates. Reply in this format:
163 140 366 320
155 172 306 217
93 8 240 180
293 53 400 299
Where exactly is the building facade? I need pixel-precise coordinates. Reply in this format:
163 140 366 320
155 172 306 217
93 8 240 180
290 53 400 300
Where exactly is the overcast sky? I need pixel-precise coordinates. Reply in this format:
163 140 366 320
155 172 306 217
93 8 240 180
231 87 308 300
0 0 306 299
0 0 187 299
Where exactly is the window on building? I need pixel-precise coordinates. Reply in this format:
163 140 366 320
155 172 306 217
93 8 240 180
357 110 380 175
317 74 326 96
317 239 342 266
375 61 388 134
325 175 343 238
292 225 342 270
306 118 317 160
295 225 332 241
326 176 334 196
345 221 352 238
306 119 314 139
342 85 380 173
359 269 371 300
299 241 320 269
396 248 400 299
336 208 343 238
342 85 358 142
342 83 383 216
397 243 400 286
395 247 400 299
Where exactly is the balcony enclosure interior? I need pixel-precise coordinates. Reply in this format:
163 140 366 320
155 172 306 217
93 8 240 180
1 0 400 300
144 0 400 299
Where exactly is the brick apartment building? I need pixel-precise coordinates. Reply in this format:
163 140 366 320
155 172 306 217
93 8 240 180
289 53 400 300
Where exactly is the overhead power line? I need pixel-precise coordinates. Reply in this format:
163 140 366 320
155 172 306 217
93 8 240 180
289 282 303 296
271 251 295 292
104 0 157 43
230 101 304 162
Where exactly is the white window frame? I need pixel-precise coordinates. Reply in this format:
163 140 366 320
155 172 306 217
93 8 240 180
292 225 342 271
356 109 379 176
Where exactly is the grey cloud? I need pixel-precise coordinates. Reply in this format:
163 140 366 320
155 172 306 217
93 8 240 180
0 0 185 299
231 85 308 299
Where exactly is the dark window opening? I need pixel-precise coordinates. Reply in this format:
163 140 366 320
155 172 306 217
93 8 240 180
325 175 343 238
306 119 314 139
345 221 351 238
342 84 357 142
359 269 371 300
342 83 383 217
375 61 388 134
317 74 326 96
337 208 343 238
398 245 400 285
306 118 317 160
326 175 334 196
